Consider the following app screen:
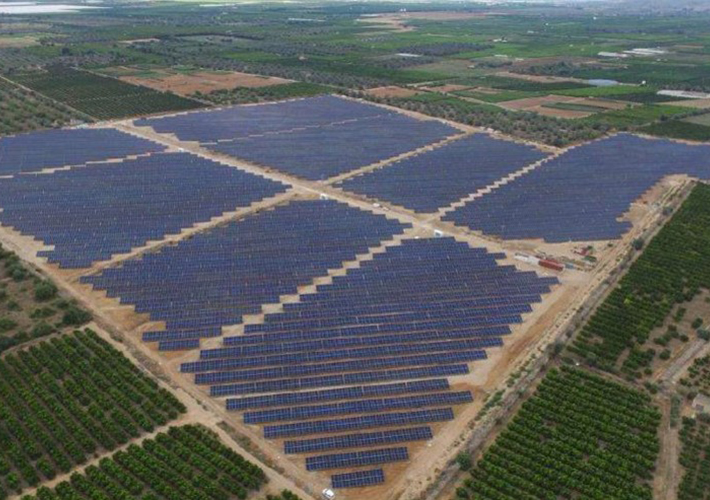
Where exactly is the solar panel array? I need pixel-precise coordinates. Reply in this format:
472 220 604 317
207 114 458 181
332 469 385 488
0 152 288 268
171 237 557 485
444 134 710 242
135 95 388 142
340 134 548 212
82 199 408 339
0 128 164 176
135 94 458 181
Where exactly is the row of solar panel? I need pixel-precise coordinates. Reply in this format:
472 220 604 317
223 325 512 349
264 407 454 438
225 379 450 410
209 326 510 359
210 365 470 397
184 339 501 373
285 426 433 454
195 351 487 385
242 391 472 424
331 468 385 488
306 447 409 471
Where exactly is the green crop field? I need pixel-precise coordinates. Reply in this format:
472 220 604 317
639 120 710 141
0 78 85 135
20 425 266 500
678 416 710 500
9 67 204 120
458 367 660 500
0 329 186 496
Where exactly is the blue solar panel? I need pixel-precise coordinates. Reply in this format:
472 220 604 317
226 379 450 411
210 365 469 397
263 408 454 438
0 152 288 268
195 351 487 385
83 199 408 333
135 95 389 142
184 339 501 373
340 133 548 212
0 128 164 176
207 114 458 181
243 391 472 424
285 426 433 454
306 447 409 471
159 339 200 351
331 469 385 488
444 133 710 242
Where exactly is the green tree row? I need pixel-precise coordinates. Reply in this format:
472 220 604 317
455 367 660 500
0 329 186 497
19 425 266 500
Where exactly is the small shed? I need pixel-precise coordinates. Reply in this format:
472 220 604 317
692 394 710 414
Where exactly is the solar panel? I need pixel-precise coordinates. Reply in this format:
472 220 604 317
0 152 288 268
331 468 385 488
0 128 164 176
226 379 450 411
444 133 710 242
263 408 455 438
306 447 409 471
243 391 472 424
340 133 548 212
285 426 433 454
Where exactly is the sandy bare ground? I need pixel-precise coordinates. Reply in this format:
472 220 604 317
500 94 630 119
665 97 710 109
421 84 473 93
365 86 421 98
493 71 582 84
120 69 292 96
501 95 577 110
0 35 38 48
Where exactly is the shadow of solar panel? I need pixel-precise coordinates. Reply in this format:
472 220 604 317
340 133 548 212
263 407 454 438
285 426 433 454
306 447 408 471
0 128 164 176
444 133 710 242
331 468 385 488
0 152 288 268
82 199 409 335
